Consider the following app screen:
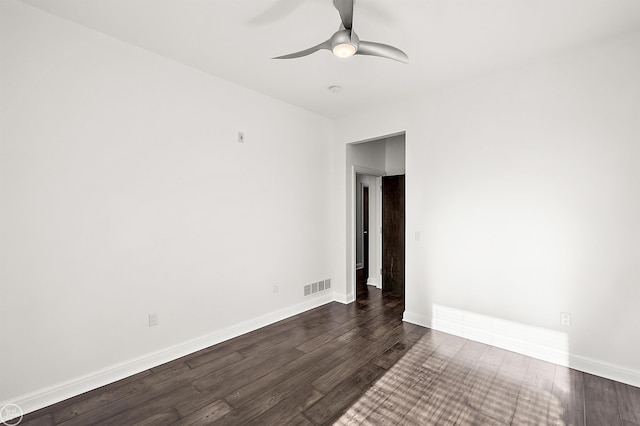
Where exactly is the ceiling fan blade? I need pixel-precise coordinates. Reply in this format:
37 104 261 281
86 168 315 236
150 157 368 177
333 0 354 30
273 40 332 59
356 41 409 63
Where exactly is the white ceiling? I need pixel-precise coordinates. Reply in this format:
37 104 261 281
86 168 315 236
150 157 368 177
18 0 640 118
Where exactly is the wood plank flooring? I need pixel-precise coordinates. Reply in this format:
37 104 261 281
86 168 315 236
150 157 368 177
19 286 640 425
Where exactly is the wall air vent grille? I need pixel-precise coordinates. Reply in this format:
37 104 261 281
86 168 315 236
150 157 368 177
303 278 331 297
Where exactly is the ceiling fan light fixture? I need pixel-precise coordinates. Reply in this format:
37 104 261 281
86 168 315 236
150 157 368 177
272 0 408 63
332 43 357 58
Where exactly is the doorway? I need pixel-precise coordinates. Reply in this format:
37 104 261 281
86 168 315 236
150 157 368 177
355 175 378 298
348 133 406 303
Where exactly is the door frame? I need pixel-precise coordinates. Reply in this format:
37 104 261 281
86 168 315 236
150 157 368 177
351 165 384 299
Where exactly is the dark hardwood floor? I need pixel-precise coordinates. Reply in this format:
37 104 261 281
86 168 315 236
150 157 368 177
20 285 640 425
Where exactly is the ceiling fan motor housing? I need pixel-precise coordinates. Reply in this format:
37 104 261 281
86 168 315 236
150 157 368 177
331 29 359 57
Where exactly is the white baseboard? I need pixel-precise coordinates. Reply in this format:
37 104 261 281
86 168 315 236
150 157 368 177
366 277 381 289
402 311 430 328
403 309 640 388
569 354 640 388
333 291 355 304
2 294 335 416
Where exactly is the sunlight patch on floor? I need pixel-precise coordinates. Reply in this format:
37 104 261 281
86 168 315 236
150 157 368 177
335 330 575 425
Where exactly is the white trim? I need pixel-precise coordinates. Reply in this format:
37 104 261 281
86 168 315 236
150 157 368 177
354 165 385 177
402 309 640 388
350 131 405 146
333 292 355 304
402 310 430 328
570 354 640 388
375 176 382 289
1 294 334 416
366 277 380 288
349 165 357 304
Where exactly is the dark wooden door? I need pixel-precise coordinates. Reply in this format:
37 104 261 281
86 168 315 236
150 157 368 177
382 175 405 296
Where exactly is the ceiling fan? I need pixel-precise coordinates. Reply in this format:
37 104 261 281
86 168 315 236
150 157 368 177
273 0 409 63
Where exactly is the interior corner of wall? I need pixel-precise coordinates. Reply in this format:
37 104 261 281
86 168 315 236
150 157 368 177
333 291 354 305
402 311 431 328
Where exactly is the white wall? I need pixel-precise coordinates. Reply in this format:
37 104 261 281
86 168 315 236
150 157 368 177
385 135 406 176
349 139 387 172
334 31 640 386
0 0 334 410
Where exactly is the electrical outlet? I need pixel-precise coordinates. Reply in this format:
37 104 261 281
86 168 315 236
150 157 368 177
273 283 279 293
149 313 159 327
561 312 571 327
